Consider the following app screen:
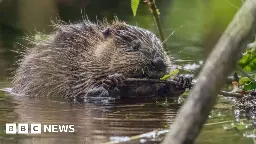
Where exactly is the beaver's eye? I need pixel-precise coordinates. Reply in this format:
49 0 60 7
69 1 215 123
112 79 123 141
130 40 140 51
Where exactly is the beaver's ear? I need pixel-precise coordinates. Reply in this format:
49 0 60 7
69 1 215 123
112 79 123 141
102 28 112 38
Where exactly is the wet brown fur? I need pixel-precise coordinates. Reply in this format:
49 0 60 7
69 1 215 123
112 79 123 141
12 19 172 99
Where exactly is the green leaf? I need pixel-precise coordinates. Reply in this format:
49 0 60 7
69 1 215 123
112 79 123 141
238 76 256 91
239 50 253 65
131 0 140 16
248 59 256 71
160 69 179 80
239 77 251 85
243 81 256 91
238 45 256 72
244 65 252 72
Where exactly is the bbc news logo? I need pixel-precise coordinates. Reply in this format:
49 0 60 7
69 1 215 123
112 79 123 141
5 123 75 134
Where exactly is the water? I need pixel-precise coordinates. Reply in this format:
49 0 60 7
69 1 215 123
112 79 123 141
0 0 255 143
0 89 179 144
0 88 255 144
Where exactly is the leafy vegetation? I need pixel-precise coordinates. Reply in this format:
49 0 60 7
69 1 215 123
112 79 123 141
238 41 256 91
239 41 256 73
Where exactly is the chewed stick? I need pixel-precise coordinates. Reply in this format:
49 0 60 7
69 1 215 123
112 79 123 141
124 78 192 89
124 78 243 98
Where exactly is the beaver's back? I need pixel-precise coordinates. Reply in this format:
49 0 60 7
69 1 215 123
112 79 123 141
13 21 105 98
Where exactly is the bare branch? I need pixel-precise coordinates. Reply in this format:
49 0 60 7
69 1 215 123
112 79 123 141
219 91 243 98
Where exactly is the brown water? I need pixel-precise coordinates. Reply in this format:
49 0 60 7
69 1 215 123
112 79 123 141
0 82 179 144
0 76 255 144
0 0 255 143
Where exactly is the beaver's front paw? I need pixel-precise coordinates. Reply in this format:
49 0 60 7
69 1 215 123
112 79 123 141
86 86 109 97
158 75 193 97
173 75 193 89
102 73 126 90
85 86 121 98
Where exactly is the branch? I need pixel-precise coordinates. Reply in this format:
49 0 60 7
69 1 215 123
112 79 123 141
125 78 175 84
125 78 243 98
162 0 256 143
219 91 243 98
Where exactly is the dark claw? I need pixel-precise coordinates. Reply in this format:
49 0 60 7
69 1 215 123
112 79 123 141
103 79 112 85
107 75 117 84
102 82 111 90
158 76 193 97
102 73 126 90
83 86 121 103
182 78 186 88
174 75 193 89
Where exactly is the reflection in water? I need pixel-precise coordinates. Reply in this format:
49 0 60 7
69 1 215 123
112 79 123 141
0 92 178 144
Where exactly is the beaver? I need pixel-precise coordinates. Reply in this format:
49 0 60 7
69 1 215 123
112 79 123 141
12 19 191 102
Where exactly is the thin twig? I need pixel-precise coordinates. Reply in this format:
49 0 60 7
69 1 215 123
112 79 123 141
219 91 243 98
147 0 167 50
125 78 177 84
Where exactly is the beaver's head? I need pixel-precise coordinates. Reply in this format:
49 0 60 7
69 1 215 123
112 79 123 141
100 21 170 79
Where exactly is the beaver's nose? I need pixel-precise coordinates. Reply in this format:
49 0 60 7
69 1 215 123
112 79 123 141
151 57 166 70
